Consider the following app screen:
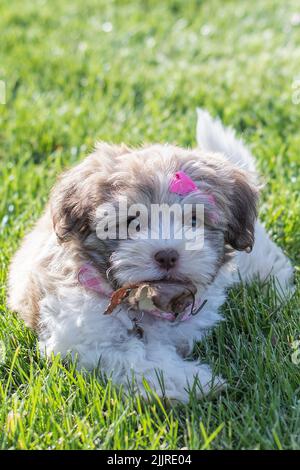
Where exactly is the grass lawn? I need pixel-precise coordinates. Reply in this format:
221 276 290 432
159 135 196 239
0 0 300 450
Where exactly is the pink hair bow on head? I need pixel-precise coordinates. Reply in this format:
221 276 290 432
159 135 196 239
169 170 217 222
169 171 198 195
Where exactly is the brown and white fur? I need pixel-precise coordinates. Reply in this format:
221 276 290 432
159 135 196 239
7 110 294 402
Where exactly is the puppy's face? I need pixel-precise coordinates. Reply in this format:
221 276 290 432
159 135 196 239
51 144 258 297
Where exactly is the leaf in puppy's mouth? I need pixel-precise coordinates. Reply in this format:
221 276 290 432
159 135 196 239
104 280 197 316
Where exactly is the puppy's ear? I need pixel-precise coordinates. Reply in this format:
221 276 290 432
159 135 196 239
190 153 259 252
51 162 101 242
223 168 259 252
51 143 129 242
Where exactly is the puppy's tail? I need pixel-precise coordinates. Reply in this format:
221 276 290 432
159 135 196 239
196 108 256 173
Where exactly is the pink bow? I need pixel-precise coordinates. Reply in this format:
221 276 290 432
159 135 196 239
169 171 198 195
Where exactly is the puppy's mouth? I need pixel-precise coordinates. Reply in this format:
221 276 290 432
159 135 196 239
146 279 198 315
105 262 201 314
105 278 199 317
107 262 190 288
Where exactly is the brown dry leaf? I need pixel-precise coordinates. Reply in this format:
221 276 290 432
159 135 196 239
104 280 197 316
104 286 132 314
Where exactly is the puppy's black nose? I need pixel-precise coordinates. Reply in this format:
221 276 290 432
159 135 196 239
154 249 179 270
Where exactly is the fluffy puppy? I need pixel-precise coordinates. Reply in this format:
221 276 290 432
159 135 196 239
8 110 294 402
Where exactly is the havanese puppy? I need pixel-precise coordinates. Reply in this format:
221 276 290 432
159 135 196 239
8 109 294 402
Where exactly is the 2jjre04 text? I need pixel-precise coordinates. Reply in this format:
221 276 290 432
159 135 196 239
107 453 192 467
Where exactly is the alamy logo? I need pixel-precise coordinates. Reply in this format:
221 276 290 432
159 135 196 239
291 339 300 365
0 340 6 364
0 80 6 104
95 200 205 250
292 78 300 105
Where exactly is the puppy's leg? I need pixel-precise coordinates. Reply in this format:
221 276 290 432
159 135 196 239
38 289 222 403
133 340 224 402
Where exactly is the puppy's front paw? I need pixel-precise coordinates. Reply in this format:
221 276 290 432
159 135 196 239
156 363 225 403
185 363 226 399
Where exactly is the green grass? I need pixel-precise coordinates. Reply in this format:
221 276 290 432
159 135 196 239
0 0 300 450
